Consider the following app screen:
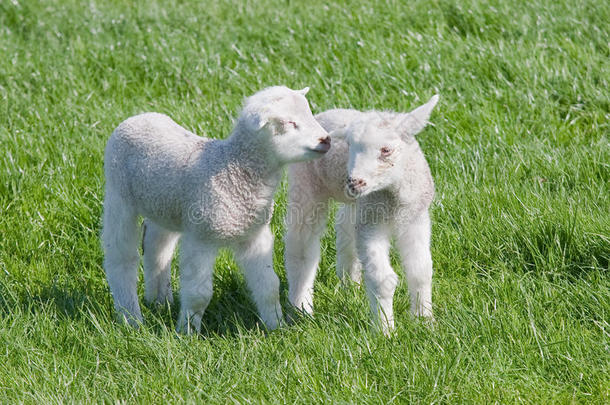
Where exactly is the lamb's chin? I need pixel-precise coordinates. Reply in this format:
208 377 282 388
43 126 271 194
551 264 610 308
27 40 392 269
344 186 369 199
307 145 330 155
357 188 374 197
300 148 327 161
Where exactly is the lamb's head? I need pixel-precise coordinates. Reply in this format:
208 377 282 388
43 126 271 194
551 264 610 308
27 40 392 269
341 95 439 198
238 86 331 164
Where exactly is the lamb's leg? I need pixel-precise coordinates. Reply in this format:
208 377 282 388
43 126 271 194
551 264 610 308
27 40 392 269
335 203 362 284
395 211 434 319
284 196 328 315
235 225 283 330
176 235 217 334
142 220 180 305
357 222 398 335
102 193 142 327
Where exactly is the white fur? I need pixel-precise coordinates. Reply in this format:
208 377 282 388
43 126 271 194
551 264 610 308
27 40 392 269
285 95 439 334
102 86 330 333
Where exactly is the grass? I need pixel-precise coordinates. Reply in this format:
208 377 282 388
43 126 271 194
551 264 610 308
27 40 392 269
0 0 608 402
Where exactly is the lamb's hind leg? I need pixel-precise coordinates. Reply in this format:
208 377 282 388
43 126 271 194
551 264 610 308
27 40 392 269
335 203 362 284
102 192 142 327
236 225 283 330
395 211 434 319
284 194 328 315
142 220 180 305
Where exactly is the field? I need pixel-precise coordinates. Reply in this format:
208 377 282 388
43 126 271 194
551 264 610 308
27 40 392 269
0 0 608 402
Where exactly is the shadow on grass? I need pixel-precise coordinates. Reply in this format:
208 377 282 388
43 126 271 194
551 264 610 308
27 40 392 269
0 278 98 318
0 271 283 340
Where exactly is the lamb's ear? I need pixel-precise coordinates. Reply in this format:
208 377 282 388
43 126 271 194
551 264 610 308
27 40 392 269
398 94 440 138
256 115 269 130
296 87 310 96
259 116 285 133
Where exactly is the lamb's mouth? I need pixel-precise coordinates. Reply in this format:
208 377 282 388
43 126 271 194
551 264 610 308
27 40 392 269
345 184 365 198
309 144 330 154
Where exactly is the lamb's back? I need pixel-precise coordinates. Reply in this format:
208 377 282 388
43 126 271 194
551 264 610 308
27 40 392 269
107 112 208 162
315 109 364 132
104 113 214 228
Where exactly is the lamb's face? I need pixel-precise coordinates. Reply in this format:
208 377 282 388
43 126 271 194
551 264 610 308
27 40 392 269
344 118 407 197
264 88 331 164
344 95 439 197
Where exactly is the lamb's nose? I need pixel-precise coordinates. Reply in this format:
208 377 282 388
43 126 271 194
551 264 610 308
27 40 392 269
319 136 331 146
347 177 366 190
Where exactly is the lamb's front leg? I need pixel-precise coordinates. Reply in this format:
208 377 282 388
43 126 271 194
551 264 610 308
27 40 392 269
335 203 362 284
395 211 434 319
284 198 328 315
176 234 218 334
236 225 283 330
357 222 398 335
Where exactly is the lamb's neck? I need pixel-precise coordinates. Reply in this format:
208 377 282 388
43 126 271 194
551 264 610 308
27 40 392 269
381 183 401 206
392 155 430 205
223 127 283 192
387 161 410 202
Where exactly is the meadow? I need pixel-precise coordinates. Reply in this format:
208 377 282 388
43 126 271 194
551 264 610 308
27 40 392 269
0 0 608 402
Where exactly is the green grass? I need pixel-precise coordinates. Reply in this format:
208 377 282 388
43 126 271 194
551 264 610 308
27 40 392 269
0 0 608 402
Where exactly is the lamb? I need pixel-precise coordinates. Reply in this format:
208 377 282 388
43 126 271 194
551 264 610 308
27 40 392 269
102 86 331 334
284 95 439 334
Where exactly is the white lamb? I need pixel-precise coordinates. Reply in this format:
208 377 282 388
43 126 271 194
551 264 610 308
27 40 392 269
102 86 330 333
285 95 439 334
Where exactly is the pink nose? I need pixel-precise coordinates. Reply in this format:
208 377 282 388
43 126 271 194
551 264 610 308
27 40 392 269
347 177 366 191
319 135 331 146
314 136 331 153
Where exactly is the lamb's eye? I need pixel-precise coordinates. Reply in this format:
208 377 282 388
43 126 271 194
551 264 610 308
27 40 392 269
380 147 393 157
287 121 298 129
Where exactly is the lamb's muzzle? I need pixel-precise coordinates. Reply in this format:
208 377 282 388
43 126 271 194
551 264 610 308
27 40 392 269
346 176 367 194
311 135 331 154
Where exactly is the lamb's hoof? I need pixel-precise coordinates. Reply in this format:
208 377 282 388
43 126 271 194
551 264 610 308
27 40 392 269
373 320 396 337
176 321 199 336
285 305 314 326
336 269 362 287
414 306 434 322
145 288 174 307
117 311 143 329
419 314 436 329
340 278 362 289
145 295 174 308
259 314 287 332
